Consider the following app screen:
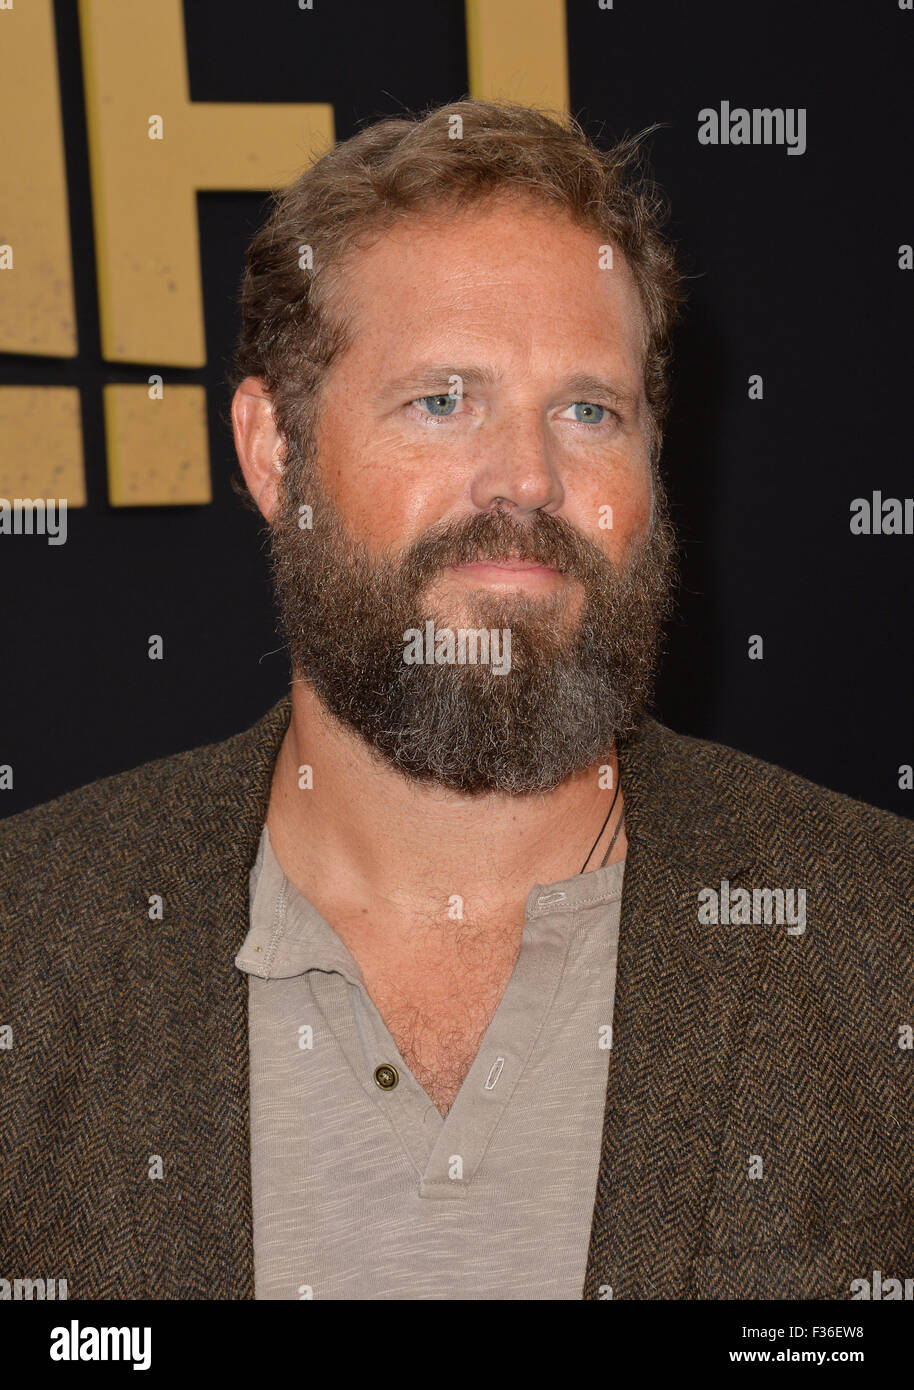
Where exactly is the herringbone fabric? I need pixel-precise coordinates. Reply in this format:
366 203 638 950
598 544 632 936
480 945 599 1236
1 695 911 1298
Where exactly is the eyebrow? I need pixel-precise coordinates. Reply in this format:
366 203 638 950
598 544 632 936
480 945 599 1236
381 363 641 412
558 373 641 412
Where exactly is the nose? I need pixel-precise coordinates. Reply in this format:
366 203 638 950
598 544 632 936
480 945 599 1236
468 412 565 515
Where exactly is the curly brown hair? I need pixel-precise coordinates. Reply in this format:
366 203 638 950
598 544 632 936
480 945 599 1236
226 98 685 509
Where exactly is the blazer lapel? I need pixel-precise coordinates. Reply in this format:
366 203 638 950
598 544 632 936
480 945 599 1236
582 718 763 1298
127 695 292 1298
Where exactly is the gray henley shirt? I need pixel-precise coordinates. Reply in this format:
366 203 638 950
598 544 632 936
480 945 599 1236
235 823 624 1300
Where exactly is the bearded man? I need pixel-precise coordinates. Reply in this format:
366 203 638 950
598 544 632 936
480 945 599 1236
1 99 911 1302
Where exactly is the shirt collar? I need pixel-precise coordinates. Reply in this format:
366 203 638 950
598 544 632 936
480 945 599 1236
235 825 365 983
236 823 625 983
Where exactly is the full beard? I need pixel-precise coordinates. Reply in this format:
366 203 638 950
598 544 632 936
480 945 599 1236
268 441 678 796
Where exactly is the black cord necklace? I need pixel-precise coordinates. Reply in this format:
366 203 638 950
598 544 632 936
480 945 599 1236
579 771 623 875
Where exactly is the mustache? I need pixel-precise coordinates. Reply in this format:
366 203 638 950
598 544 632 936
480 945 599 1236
396 508 614 589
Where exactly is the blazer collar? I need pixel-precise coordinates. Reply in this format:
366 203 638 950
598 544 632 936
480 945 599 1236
582 715 764 1297
132 694 292 1298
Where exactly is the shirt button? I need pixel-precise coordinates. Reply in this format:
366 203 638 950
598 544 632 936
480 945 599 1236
374 1063 399 1091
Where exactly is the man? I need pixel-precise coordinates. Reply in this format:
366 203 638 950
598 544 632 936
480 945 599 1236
1 100 911 1301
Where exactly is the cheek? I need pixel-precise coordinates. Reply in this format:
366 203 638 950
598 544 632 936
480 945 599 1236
623 473 654 535
582 464 653 564
312 417 445 547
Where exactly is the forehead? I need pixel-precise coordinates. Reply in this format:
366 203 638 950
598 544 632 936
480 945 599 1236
329 194 646 376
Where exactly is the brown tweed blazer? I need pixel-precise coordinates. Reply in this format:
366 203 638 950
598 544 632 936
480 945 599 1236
1 694 912 1299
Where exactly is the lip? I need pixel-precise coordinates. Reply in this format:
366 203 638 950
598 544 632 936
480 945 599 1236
448 559 561 575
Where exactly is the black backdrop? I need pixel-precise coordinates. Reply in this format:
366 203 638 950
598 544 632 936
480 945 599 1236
1 0 911 818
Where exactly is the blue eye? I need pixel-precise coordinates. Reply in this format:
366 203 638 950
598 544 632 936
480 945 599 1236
416 393 459 417
569 402 606 423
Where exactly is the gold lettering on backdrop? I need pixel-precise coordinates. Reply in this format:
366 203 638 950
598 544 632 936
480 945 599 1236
104 384 209 507
78 0 334 368
0 0 78 358
79 0 334 505
0 388 85 506
0 3 82 504
465 0 569 114
1 0 568 506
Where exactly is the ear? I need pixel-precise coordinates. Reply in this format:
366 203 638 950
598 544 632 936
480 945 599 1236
231 376 286 522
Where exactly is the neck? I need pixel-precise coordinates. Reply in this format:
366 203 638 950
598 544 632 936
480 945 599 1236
266 682 627 924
